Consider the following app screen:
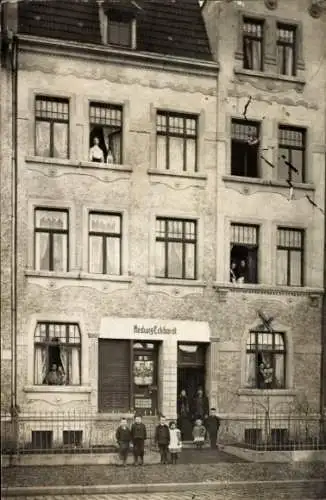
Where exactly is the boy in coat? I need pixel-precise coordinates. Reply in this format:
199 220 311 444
116 418 132 466
155 415 170 464
130 415 147 465
205 408 221 449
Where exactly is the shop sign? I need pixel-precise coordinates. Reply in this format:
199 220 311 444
133 325 177 335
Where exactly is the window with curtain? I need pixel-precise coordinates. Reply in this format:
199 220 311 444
35 96 69 159
245 331 286 389
276 227 304 286
277 24 296 76
89 212 122 275
89 102 123 165
155 218 197 279
34 322 81 386
34 208 69 272
243 19 264 71
231 119 260 178
230 223 259 284
156 112 198 173
278 126 305 183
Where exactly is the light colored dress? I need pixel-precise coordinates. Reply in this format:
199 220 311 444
168 428 182 453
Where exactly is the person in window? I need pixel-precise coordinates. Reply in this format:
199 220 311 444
44 363 64 385
191 387 209 422
237 259 247 284
89 136 104 163
258 353 273 389
104 136 114 164
230 261 237 283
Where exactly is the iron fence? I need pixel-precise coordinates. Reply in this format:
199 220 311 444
1 411 325 455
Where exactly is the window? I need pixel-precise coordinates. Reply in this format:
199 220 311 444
34 208 69 272
32 431 53 450
278 126 305 183
276 228 304 286
35 96 69 158
107 17 132 47
156 112 197 173
277 24 296 76
243 18 264 71
63 431 83 447
230 224 259 284
88 212 122 275
155 218 197 280
231 119 260 178
34 322 81 385
246 331 286 389
89 102 122 164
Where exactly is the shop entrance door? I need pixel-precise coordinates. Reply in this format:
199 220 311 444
177 343 207 441
132 341 159 415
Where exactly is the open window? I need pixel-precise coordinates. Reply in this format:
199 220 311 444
230 223 259 284
34 322 81 386
89 102 122 165
231 119 260 177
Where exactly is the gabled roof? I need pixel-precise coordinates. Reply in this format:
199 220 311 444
18 0 213 61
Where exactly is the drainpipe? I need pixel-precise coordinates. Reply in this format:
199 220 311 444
10 33 18 416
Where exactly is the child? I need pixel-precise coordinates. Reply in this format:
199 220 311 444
192 418 206 449
155 415 170 464
205 408 221 449
116 418 132 466
168 421 182 465
130 414 147 465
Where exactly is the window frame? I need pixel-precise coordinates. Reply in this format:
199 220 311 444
231 118 261 178
242 17 264 71
156 111 198 173
34 207 69 272
246 331 286 390
278 125 306 183
107 17 132 47
89 101 123 165
276 23 297 77
155 217 197 280
276 227 304 287
230 222 259 284
88 211 122 275
34 321 81 386
34 96 70 159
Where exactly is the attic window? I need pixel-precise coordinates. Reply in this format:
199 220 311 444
108 17 132 47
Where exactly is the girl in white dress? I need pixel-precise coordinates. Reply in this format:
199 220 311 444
168 421 182 464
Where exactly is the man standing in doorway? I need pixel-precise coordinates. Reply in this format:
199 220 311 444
191 387 209 422
205 408 221 449
155 416 170 464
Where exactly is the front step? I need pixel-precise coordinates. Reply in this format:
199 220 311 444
182 440 210 449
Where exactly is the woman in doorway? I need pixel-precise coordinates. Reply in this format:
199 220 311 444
191 387 209 422
177 389 191 441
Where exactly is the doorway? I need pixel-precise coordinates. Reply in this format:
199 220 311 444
177 343 207 441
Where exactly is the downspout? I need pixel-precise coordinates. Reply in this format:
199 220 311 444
10 33 18 415
321 19 326 422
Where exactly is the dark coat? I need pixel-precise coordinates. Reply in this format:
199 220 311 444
155 424 170 445
116 426 132 446
205 415 220 434
131 422 147 442
177 395 190 417
191 394 209 419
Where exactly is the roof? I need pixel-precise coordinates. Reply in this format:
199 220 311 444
17 0 213 61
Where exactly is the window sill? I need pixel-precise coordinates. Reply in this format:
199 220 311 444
223 175 315 191
25 270 133 283
234 68 306 87
238 388 296 397
25 156 132 173
147 277 207 287
23 386 92 393
147 168 207 181
213 283 323 296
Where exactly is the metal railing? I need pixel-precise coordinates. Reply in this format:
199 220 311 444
1 411 325 455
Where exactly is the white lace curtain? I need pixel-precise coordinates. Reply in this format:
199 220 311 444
34 346 81 385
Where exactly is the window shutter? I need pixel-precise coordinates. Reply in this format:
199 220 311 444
98 339 130 412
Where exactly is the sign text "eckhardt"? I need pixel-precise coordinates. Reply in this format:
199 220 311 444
133 325 177 335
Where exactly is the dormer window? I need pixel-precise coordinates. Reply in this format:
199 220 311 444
99 2 138 49
108 17 132 47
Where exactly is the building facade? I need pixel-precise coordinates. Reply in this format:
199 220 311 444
0 0 326 445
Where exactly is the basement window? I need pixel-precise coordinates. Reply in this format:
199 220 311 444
63 430 83 447
32 431 53 450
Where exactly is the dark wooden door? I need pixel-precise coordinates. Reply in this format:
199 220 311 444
98 339 130 412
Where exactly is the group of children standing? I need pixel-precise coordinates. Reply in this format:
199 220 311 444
115 408 220 466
